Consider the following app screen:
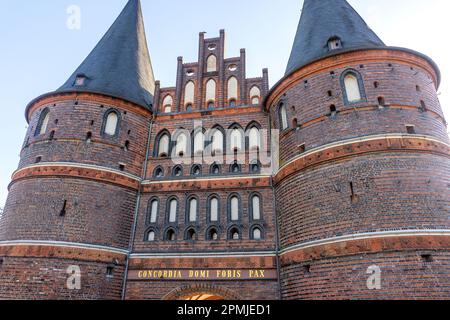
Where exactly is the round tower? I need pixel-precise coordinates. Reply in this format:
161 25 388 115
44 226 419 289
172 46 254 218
0 0 154 299
268 0 450 299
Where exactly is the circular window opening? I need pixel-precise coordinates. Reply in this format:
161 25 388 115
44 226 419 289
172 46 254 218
228 64 238 71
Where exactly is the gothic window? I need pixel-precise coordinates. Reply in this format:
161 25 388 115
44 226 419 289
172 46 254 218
250 194 261 221
210 163 221 175
156 132 170 157
206 55 217 72
279 103 288 130
250 161 261 174
227 76 238 103
251 226 262 240
162 95 173 113
250 86 261 105
153 166 164 178
230 161 241 174
147 230 156 242
165 229 176 241
211 128 224 155
229 195 240 221
187 197 198 223
207 228 219 241
148 198 159 224
209 196 219 222
186 228 196 241
230 127 243 152
172 165 183 177
193 130 205 155
206 79 216 106
103 110 120 136
248 127 261 151
35 108 50 136
175 132 188 157
168 198 178 223
184 81 195 106
191 164 202 176
229 227 240 240
342 70 364 104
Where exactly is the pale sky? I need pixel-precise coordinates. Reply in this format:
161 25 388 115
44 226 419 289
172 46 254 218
0 0 449 208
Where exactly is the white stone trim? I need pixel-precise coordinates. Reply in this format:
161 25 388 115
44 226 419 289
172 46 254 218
277 134 450 174
12 162 142 181
280 229 450 256
0 240 129 255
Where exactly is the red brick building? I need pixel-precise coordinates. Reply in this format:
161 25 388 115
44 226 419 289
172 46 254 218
1 0 449 300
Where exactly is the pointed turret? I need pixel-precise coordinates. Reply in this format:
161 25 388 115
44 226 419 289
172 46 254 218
56 0 155 109
285 0 385 75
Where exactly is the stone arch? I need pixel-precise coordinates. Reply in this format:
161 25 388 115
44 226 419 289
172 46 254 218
162 284 241 301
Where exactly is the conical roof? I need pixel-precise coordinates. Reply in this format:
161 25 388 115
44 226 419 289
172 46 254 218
286 0 385 75
56 0 155 109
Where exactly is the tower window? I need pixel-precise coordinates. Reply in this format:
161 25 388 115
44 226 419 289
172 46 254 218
35 156 42 164
227 77 238 102
186 229 196 241
173 166 183 177
186 104 193 112
378 97 385 106
330 105 337 114
188 198 198 223
250 86 261 105
211 164 221 175
342 71 364 104
230 228 240 240
103 110 120 137
35 108 50 136
327 37 342 50
279 103 288 130
252 227 262 240
230 162 241 174
251 195 261 220
230 196 240 221
184 81 195 106
206 79 216 107
59 200 67 217
74 75 86 86
153 167 164 178
166 229 176 241
49 130 55 141
420 100 427 112
416 85 421 92
229 99 236 108
191 165 202 176
208 228 219 241
86 132 92 143
292 118 298 128
374 81 379 88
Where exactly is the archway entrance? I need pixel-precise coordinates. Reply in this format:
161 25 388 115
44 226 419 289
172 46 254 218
163 284 240 301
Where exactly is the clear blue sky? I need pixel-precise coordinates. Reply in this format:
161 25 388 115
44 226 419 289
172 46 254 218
0 0 449 207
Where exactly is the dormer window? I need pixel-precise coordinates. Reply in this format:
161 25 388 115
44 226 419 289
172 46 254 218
74 75 86 86
327 37 342 51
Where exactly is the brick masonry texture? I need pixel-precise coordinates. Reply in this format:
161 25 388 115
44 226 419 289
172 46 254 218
1 28 450 300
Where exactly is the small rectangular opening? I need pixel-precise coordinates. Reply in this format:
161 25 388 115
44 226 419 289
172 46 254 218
303 264 311 273
106 266 114 278
406 125 416 134
421 254 433 263
119 164 126 172
59 200 67 217
35 156 42 164
298 144 306 154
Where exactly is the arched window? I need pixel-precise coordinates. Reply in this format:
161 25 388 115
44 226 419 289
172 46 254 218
248 127 260 150
211 128 224 155
230 128 243 152
157 133 170 157
147 230 156 242
36 108 50 136
166 229 176 241
206 55 217 72
250 86 261 105
230 161 241 174
168 199 178 223
252 227 262 240
153 166 164 178
251 195 261 220
279 103 288 130
227 77 238 102
148 199 159 224
186 104 193 112
229 196 240 221
184 81 195 105
162 95 173 113
172 165 183 177
207 228 219 241
250 160 261 174
191 164 202 176
175 132 188 157
343 73 362 103
209 196 219 222
229 227 240 240
210 163 221 175
206 79 216 106
104 110 119 136
186 228 196 241
188 197 198 223
193 130 204 155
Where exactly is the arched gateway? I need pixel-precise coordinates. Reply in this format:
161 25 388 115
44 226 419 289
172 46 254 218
163 285 240 301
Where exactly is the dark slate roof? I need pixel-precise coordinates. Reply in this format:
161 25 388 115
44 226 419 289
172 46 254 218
56 0 155 109
285 0 385 75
